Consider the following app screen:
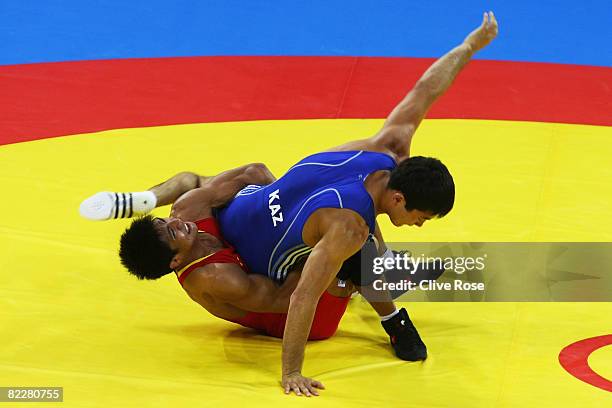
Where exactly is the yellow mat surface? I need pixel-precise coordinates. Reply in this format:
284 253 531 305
1 119 611 406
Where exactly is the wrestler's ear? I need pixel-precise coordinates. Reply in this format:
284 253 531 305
392 191 406 207
170 254 182 270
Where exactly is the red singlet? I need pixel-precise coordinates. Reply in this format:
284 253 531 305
175 218 349 340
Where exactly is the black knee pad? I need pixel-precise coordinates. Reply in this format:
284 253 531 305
337 235 380 286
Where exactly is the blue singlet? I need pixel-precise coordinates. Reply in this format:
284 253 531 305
216 150 397 282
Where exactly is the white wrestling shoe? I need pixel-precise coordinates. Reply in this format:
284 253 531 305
79 191 157 221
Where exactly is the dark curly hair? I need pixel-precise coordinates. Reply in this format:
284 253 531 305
119 215 176 280
387 156 455 217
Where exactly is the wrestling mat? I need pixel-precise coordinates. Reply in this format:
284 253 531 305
1 1 611 406
1 120 611 406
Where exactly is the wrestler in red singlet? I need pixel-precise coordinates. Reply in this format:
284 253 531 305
175 218 350 340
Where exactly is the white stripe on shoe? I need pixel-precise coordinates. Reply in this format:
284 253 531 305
80 191 156 221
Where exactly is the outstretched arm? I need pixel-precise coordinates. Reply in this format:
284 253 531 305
329 12 498 161
374 11 498 161
281 211 368 396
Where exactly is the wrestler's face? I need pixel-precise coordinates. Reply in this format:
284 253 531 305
153 217 198 268
386 192 434 227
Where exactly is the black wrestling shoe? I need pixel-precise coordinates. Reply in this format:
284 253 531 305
381 308 427 361
384 250 445 299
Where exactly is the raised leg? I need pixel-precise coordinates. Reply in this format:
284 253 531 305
79 171 207 220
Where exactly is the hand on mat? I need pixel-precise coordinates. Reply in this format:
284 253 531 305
464 11 498 53
282 372 325 397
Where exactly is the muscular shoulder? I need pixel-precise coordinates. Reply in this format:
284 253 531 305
329 208 368 234
184 263 250 301
325 138 399 162
371 125 415 162
303 207 369 247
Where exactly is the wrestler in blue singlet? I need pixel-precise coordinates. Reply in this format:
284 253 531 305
216 150 396 282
